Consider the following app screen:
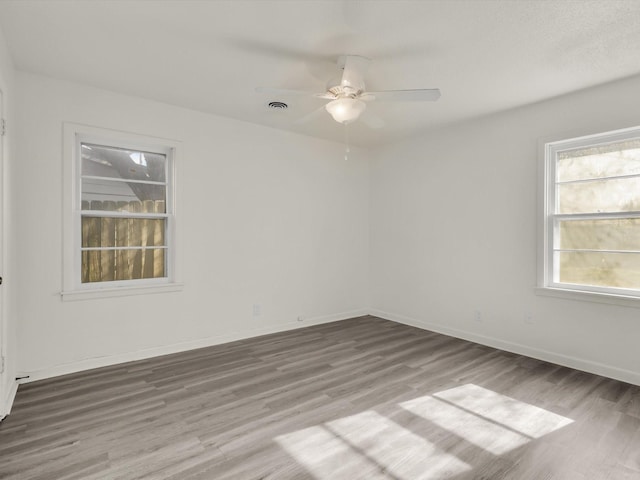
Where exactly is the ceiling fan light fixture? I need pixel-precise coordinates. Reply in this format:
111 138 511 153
325 98 366 124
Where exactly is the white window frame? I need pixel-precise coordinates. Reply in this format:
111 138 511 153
537 125 640 307
62 123 183 301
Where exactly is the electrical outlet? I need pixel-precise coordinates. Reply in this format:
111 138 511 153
252 304 261 316
474 310 482 322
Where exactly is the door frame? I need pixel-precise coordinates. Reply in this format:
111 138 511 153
0 88 7 419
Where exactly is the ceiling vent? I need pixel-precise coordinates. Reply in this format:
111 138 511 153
267 101 288 110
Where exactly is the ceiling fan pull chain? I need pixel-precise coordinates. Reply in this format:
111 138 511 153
344 123 350 160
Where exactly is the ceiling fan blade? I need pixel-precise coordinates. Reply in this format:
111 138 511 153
256 87 317 96
256 87 334 101
315 93 337 100
226 38 335 81
360 114 385 129
294 105 328 125
340 55 370 91
227 38 333 63
366 89 441 102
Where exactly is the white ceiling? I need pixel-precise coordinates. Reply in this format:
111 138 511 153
1 0 640 147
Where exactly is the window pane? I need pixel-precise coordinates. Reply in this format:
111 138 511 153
82 216 166 249
556 251 640 289
81 247 166 283
81 179 166 211
81 143 166 182
557 176 640 214
557 139 640 182
558 218 640 251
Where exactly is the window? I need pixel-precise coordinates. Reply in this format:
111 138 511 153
541 126 640 300
63 124 182 299
80 143 169 283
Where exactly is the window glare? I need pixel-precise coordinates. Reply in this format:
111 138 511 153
556 140 640 182
557 176 640 214
81 142 166 183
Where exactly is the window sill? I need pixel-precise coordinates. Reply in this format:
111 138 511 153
61 282 184 301
535 286 640 309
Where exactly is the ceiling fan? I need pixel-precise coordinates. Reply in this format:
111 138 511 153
256 55 441 127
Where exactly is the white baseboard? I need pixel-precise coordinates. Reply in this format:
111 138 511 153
0 380 18 420
370 308 640 387
20 307 637 388
18 309 369 384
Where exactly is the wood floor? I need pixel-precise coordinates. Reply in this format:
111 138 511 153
1 316 639 479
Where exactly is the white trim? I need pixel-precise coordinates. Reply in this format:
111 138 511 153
535 286 640 308
14 308 640 389
81 246 169 252
557 172 640 185
0 88 10 423
370 308 640 387
538 124 640 303
553 211 640 221
0 379 18 420
61 282 184 302
80 211 169 219
17 309 368 383
62 123 183 296
81 175 167 186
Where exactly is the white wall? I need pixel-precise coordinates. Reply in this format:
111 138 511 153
370 74 640 385
15 73 370 379
10 62 640 390
0 25 17 418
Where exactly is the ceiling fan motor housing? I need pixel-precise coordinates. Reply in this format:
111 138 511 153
327 84 363 99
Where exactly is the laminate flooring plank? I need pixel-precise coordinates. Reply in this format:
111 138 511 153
1 316 638 479
620 426 640 473
618 386 640 418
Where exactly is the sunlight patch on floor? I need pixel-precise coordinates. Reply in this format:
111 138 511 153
434 384 574 438
275 383 573 479
400 383 573 455
326 410 471 479
276 411 470 479
275 425 387 479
